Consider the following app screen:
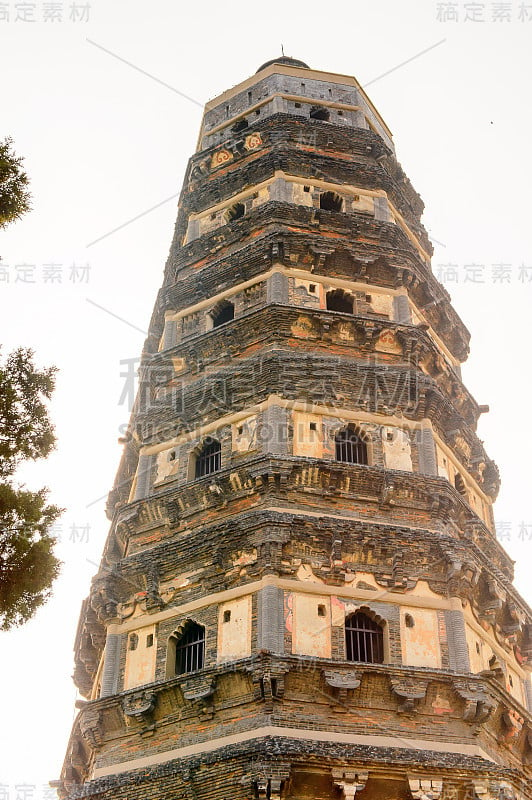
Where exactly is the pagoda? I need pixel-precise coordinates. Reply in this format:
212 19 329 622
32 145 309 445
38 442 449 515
58 58 532 800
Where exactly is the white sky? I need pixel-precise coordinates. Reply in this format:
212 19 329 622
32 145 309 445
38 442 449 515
1 0 531 795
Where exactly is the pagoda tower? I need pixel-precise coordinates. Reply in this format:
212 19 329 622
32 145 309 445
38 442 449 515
58 58 532 800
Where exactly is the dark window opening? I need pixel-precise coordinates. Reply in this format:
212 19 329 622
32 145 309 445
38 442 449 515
345 612 384 664
225 105 230 119
404 614 414 629
310 422 317 431
226 202 245 223
303 185 311 192
255 108 261 115
232 118 249 133
295 102 302 108
309 283 316 292
337 110 343 116
169 450 176 461
211 300 235 328
335 425 368 465
326 289 353 314
476 642 481 654
195 438 221 478
175 622 205 675
223 610 231 623
318 604 326 617
310 106 330 121
129 633 138 651
248 91 252 103
146 633 154 647
320 191 343 212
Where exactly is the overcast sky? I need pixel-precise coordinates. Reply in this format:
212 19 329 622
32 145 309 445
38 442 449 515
1 0 532 795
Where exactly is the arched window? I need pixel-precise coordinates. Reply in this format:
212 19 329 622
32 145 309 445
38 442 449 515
345 611 384 663
310 106 330 121
175 622 205 675
211 300 234 328
326 289 353 314
226 202 245 223
195 438 221 478
319 191 343 212
335 425 368 465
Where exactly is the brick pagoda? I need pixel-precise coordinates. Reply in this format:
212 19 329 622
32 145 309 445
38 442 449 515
58 57 532 800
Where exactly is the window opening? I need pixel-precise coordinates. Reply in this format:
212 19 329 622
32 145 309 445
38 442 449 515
226 202 245 223
310 106 330 121
175 622 205 674
232 118 249 133
211 300 234 328
195 438 221 478
345 612 384 663
319 191 343 212
335 425 368 465
326 289 353 313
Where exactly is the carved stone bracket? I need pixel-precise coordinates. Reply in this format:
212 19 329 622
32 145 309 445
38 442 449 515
121 689 157 727
332 768 369 800
408 777 443 800
520 623 532 668
390 676 429 714
445 555 479 602
78 708 103 748
247 665 288 711
452 679 496 729
525 726 532 765
90 572 120 624
243 760 291 800
180 674 217 718
476 577 506 628
501 707 524 746
473 779 517 800
323 670 361 711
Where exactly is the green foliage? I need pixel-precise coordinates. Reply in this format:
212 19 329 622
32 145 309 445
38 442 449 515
0 137 31 229
0 348 61 630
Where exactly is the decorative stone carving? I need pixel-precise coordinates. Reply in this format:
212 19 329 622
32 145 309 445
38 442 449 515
323 669 361 710
243 761 291 800
501 707 524 745
446 556 479 602
452 679 496 727
210 148 233 169
408 777 443 800
476 577 505 628
78 708 103 748
180 674 217 717
332 768 369 800
90 572 120 623
473 780 517 800
390 676 429 714
519 623 532 668
525 726 532 765
244 132 263 151
121 689 157 726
